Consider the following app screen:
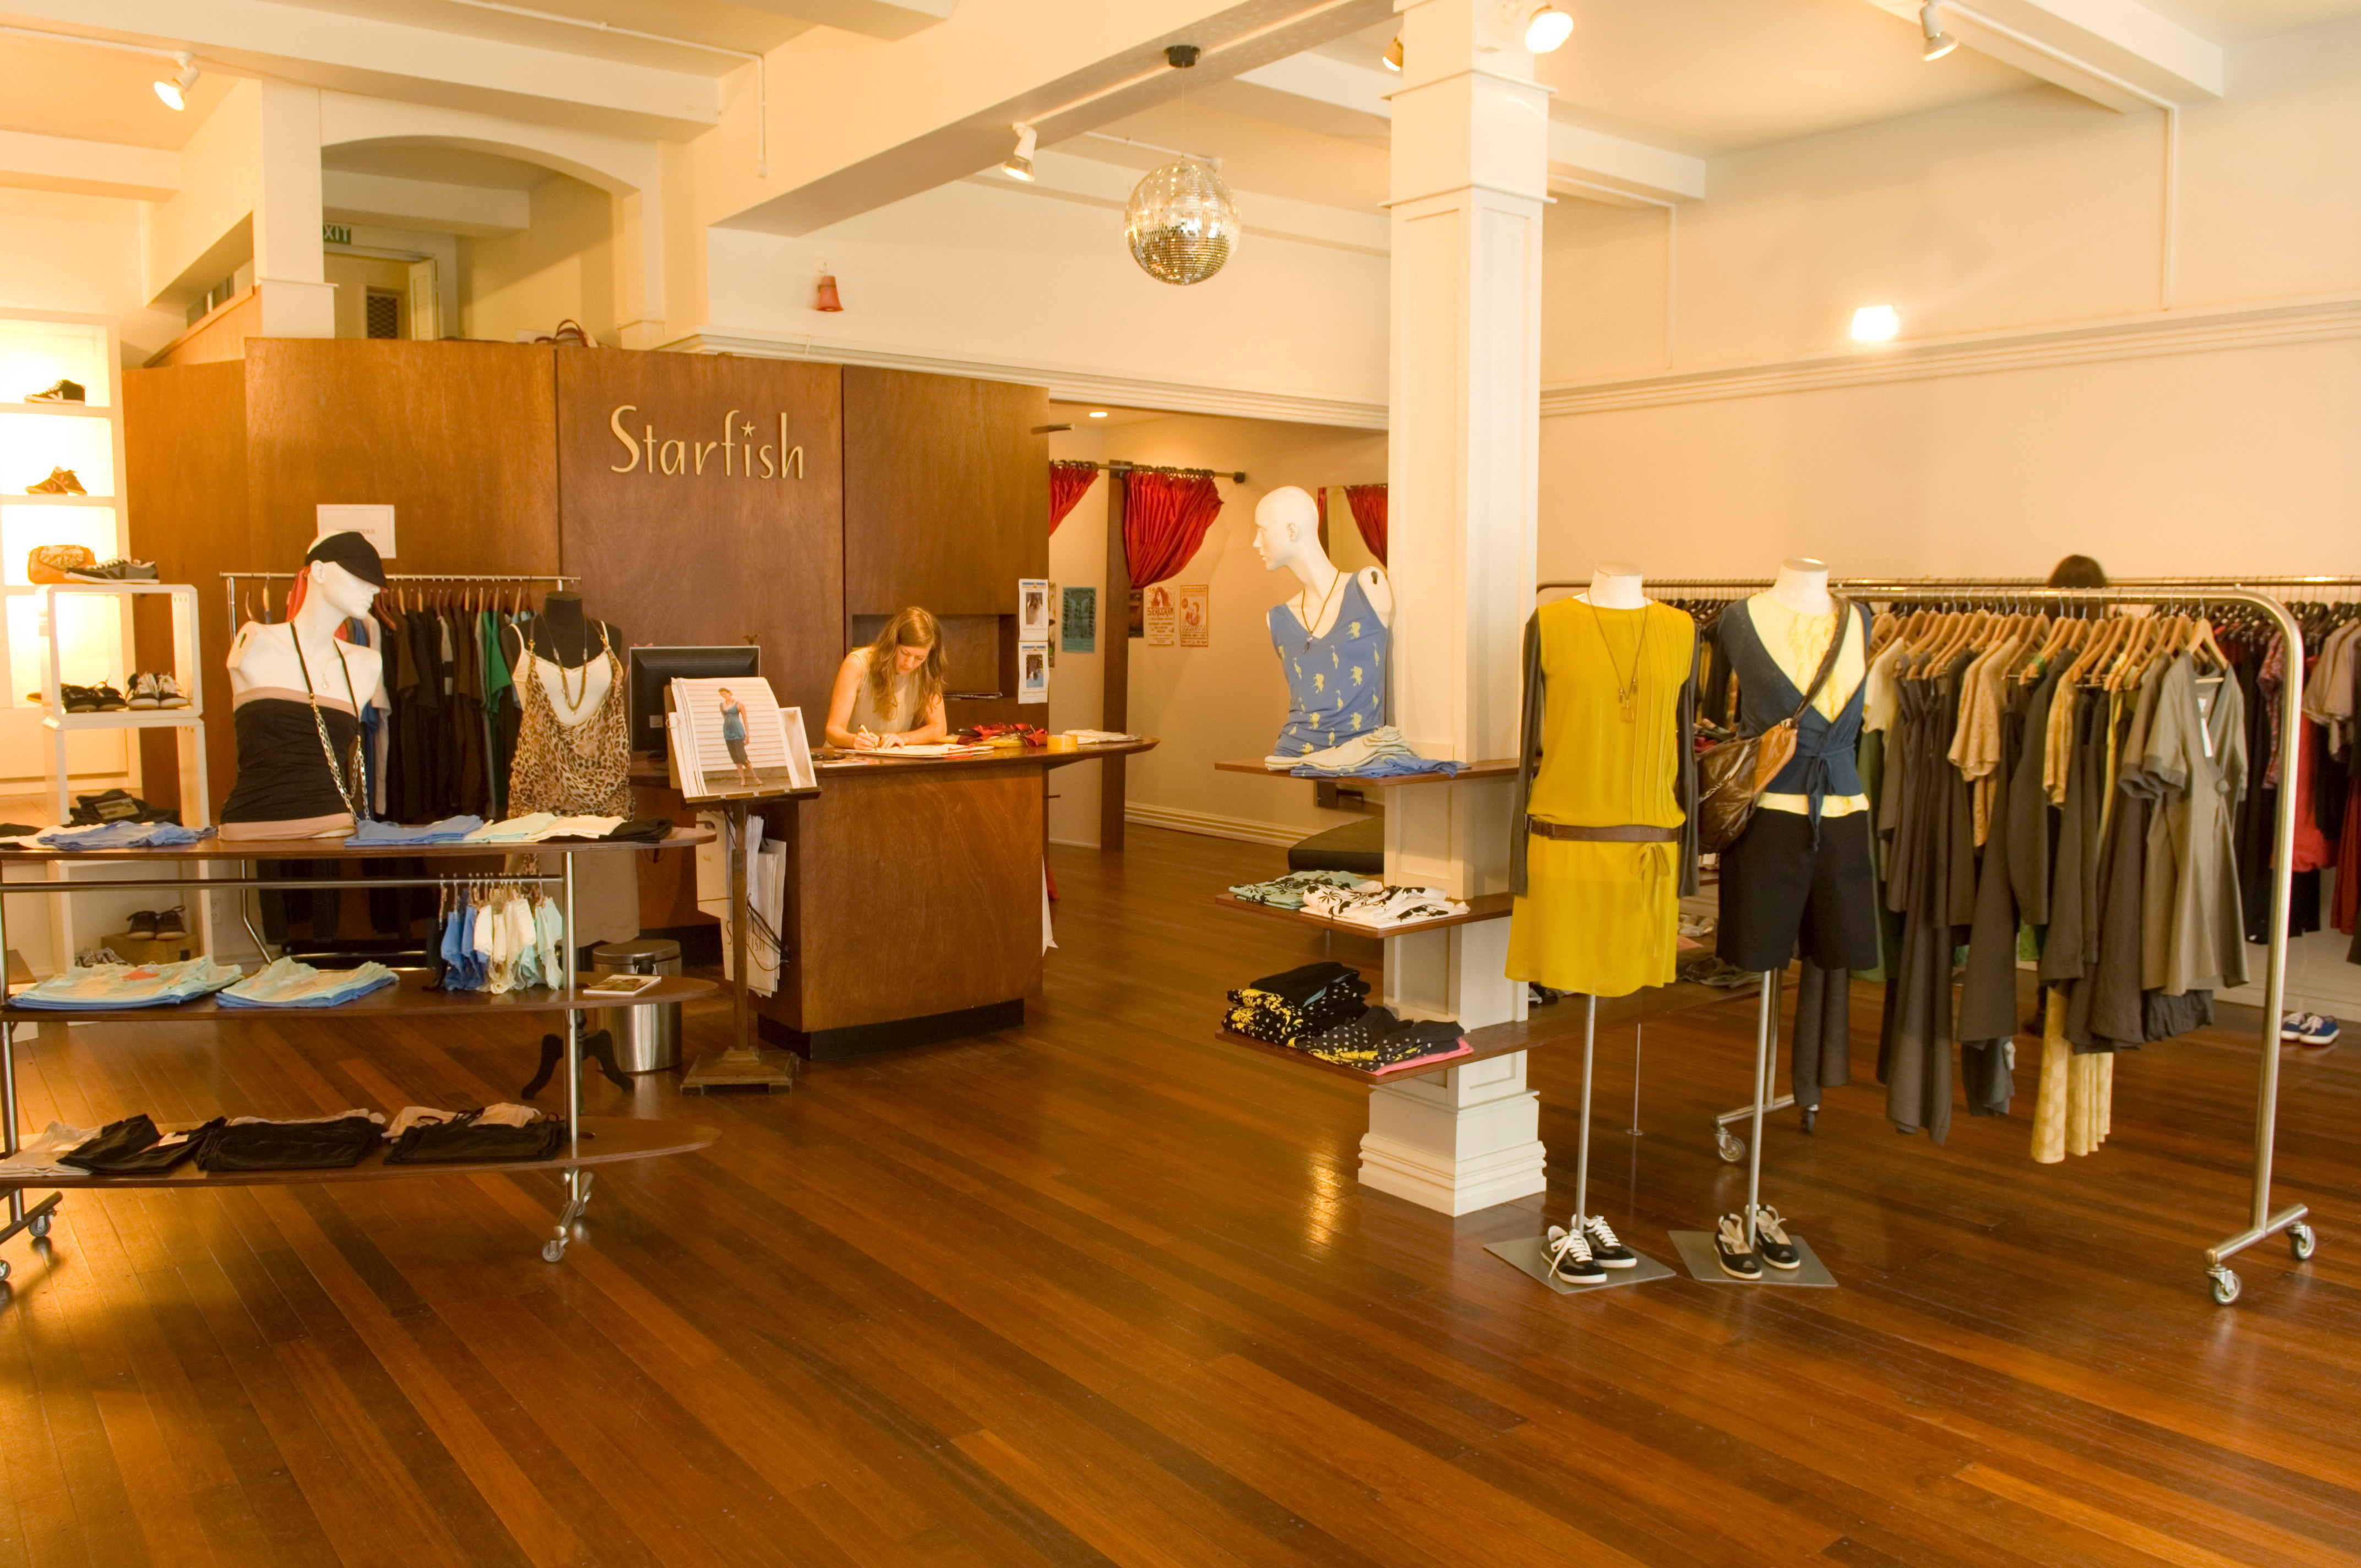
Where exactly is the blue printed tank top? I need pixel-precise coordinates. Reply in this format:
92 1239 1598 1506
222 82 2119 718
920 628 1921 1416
1269 573 1388 757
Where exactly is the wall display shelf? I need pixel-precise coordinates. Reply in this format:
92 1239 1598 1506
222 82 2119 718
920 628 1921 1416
1214 757 1517 787
1212 889 1513 939
0 830 716 1280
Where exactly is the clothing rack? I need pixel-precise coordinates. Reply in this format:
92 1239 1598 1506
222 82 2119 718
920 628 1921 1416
1602 573 2352 1302
219 570 579 640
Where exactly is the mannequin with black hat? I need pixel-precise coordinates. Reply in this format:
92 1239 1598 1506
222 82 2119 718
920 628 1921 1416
220 531 387 839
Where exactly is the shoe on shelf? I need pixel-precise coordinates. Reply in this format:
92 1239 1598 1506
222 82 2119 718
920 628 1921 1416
155 674 189 709
1545 1224 1606 1284
62 684 100 714
127 673 160 709
1713 1213 1764 1281
90 683 128 711
25 466 86 495
153 907 187 941
127 910 158 940
2286 1012 2341 1049
66 558 157 582
1751 1206 1803 1271
1581 1213 1639 1269
25 379 85 404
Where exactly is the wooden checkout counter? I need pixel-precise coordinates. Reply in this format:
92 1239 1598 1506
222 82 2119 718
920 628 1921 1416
655 739 1156 1060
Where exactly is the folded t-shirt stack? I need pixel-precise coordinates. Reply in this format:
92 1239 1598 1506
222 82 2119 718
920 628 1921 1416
8 957 241 1010
384 1103 567 1164
1274 726 1461 778
60 1113 223 1174
30 820 215 850
345 814 485 847
1299 883 1471 929
1297 1006 1469 1071
198 1110 387 1171
1225 960 1370 1047
217 956 399 1008
1227 870 1373 908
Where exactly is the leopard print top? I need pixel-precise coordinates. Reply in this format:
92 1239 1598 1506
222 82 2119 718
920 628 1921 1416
507 626 631 818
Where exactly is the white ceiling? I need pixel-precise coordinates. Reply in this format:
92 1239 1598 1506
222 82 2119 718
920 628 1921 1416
2139 0 2361 42
0 35 237 149
268 0 806 68
320 142 561 189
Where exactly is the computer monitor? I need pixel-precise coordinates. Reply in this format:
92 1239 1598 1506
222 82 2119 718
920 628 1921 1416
628 645 762 754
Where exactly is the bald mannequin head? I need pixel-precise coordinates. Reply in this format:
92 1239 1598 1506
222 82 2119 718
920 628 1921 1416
1253 486 1325 578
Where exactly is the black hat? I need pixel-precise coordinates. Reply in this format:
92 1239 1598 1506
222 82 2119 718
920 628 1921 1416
305 530 387 587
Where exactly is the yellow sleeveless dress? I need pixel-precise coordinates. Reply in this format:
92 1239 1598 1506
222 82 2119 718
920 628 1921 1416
1505 599 1696 998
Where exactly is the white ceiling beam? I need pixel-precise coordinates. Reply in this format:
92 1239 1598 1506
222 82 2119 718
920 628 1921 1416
1868 0 2222 110
1238 52 1702 204
3 0 721 139
964 148 1387 254
321 169 530 237
0 129 178 200
705 0 1392 236
726 0 956 41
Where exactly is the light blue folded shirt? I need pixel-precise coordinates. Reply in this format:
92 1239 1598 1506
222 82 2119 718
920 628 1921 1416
8 957 242 1010
217 957 400 1009
35 821 215 850
346 815 485 847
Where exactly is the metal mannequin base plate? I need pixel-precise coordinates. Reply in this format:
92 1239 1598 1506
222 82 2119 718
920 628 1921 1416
1668 1229 1837 1287
1486 1235 1677 1294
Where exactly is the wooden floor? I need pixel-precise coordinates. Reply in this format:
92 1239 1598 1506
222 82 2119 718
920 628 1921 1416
4 826 2359 1568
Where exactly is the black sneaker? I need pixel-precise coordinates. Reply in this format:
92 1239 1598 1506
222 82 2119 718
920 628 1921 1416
1752 1206 1802 1271
90 683 128 711
1581 1214 1638 1268
66 559 159 583
1714 1213 1763 1280
153 907 187 941
127 910 158 940
25 379 85 403
62 684 100 713
1545 1224 1606 1284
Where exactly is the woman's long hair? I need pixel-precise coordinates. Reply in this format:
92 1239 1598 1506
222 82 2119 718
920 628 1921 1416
865 606 945 719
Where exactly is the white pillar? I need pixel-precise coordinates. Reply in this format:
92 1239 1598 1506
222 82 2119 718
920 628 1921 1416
1361 0 1549 1216
254 82 335 339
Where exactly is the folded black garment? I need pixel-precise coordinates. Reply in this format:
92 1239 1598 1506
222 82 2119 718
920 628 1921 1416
196 1115 383 1172
546 818 672 844
62 1113 223 1174
1245 961 1364 1008
1299 1009 1466 1070
384 1115 570 1164
0 821 35 837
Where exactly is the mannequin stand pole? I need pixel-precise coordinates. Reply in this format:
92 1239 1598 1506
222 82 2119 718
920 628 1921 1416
683 799 798 1094
1744 969 1777 1250
1573 995 1597 1226
1626 1022 1644 1137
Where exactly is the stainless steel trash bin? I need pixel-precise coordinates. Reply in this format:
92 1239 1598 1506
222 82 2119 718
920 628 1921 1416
591 938 682 1072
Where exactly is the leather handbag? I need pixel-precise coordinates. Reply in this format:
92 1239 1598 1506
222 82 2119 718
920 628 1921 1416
1694 597 1853 852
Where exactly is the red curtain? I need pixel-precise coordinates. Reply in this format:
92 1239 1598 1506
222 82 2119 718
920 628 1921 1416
1123 470 1224 588
1048 461 1098 535
1343 483 1388 565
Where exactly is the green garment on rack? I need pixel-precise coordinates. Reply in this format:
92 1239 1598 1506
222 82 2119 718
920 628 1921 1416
482 611 515 819
1852 727 1903 984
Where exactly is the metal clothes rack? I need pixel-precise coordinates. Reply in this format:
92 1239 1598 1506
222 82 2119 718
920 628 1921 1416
1579 573 2351 1302
219 570 578 640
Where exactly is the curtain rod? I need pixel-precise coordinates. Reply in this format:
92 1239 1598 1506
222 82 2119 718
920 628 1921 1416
1539 575 2361 596
221 571 579 583
1066 459 1249 484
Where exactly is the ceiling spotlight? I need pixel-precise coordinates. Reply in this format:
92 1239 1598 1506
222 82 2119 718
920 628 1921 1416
1382 35 1403 70
1002 123 1037 182
1088 410 1109 419
1920 1 1960 61
1851 305 1902 343
153 52 200 111
1524 5 1574 52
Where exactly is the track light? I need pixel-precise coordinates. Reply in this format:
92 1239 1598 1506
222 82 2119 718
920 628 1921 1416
1382 35 1403 70
1002 123 1037 182
153 51 199 111
1851 305 1901 343
1524 5 1574 52
1920 1 1959 61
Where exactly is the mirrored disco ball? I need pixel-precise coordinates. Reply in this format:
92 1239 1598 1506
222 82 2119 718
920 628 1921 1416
1124 160 1241 286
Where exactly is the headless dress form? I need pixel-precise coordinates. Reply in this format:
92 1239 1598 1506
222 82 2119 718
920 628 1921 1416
509 617 638 947
221 633 366 840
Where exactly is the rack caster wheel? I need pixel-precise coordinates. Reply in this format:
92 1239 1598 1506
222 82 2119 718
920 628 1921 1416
2291 1223 2317 1261
542 1239 567 1264
0 1257 11 1284
2208 1266 2241 1304
28 1213 49 1239
1715 1127 1744 1163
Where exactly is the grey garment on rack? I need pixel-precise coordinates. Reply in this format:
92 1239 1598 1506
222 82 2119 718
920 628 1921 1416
1879 648 1976 1144
1955 675 2034 1118
1507 606 1702 899
2006 667 2064 927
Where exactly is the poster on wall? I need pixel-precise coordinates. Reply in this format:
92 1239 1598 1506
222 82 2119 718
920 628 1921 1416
1127 589 1144 639
1177 585 1208 647
1143 584 1178 647
1060 586 1096 654
1018 642 1049 704
1019 578 1052 641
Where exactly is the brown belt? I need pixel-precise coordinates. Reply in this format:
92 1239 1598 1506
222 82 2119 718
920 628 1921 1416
1526 819 1678 843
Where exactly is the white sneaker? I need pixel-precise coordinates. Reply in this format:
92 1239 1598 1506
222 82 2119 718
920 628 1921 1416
155 674 189 709
1581 1213 1639 1268
1545 1223 1606 1284
127 673 159 709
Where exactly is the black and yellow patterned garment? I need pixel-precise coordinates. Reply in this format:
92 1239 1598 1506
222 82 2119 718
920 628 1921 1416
1299 1006 1466 1070
1224 960 1370 1046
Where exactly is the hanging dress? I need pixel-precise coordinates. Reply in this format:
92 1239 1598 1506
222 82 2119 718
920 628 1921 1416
508 623 637 946
1506 598 1698 998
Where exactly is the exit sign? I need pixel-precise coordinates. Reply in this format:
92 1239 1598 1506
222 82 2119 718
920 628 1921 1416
323 223 352 245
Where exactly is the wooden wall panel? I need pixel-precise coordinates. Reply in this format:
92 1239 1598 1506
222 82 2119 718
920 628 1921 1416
142 290 261 371
556 353 844 739
243 339 561 575
125 360 250 819
842 368 1048 618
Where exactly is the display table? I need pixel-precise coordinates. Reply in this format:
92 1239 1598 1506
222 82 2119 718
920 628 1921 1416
761 739 1155 1058
0 829 716 1275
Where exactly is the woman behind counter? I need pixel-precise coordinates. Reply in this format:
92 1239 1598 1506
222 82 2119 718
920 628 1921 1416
825 606 949 749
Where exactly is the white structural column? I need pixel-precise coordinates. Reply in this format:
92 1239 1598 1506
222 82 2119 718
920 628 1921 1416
1360 0 1549 1216
255 83 335 339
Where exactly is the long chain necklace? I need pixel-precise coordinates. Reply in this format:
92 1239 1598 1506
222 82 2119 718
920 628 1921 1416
1298 570 1344 651
1586 600 1649 723
291 629 367 819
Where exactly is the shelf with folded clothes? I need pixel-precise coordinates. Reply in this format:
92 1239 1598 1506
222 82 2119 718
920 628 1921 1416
0 827 715 862
0 968 720 1023
1212 756 1519 786
0 1115 719 1190
1212 889 1513 937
